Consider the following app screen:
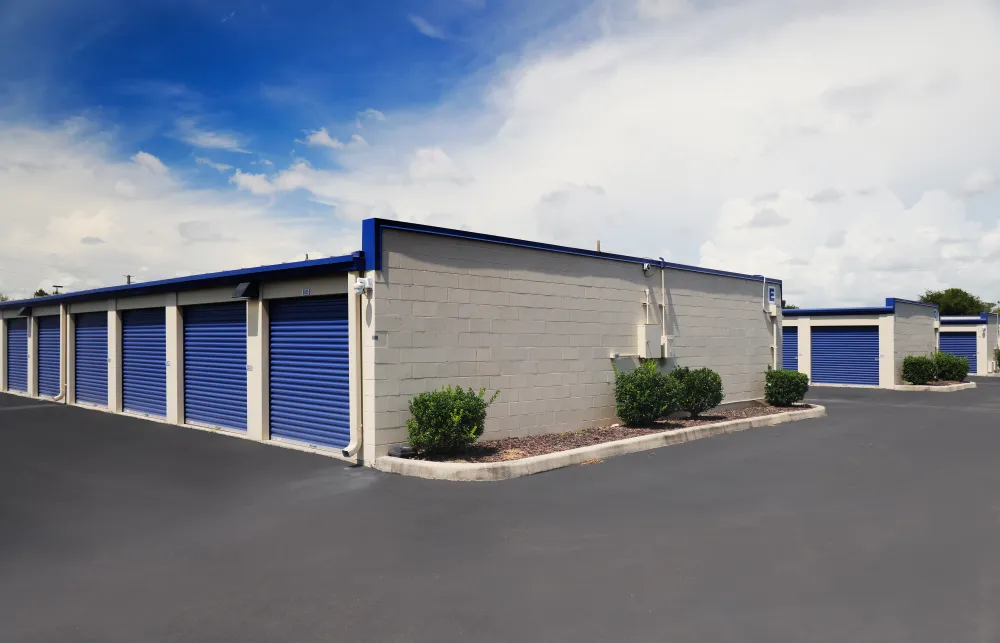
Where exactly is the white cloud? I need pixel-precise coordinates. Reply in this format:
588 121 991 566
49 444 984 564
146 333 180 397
259 0 1000 307
409 15 447 39
962 169 996 196
229 169 277 195
0 120 350 300
175 118 249 153
132 151 168 175
303 127 344 149
195 156 233 172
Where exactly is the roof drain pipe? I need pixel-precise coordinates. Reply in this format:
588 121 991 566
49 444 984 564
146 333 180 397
659 258 667 359
342 277 364 460
52 303 67 402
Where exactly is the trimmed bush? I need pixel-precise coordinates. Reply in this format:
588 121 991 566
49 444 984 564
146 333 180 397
614 360 678 426
902 355 937 385
671 367 724 418
934 351 970 382
764 369 810 406
406 386 500 454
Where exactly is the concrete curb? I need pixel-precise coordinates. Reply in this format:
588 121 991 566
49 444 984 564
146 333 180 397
375 405 827 482
894 382 977 392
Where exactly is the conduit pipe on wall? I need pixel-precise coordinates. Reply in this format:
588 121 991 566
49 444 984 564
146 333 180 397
659 258 666 354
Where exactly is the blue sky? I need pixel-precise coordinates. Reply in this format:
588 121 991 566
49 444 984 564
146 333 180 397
2 0 1000 305
1 0 584 169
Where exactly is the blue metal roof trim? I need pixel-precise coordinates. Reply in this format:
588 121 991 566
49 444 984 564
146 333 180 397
782 307 892 317
362 218 781 284
783 297 941 318
0 252 364 310
940 313 990 325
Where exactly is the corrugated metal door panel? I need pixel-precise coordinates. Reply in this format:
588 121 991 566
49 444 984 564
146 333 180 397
811 326 880 385
269 296 350 449
122 308 167 417
75 312 108 406
939 332 977 374
6 318 28 392
37 316 61 397
782 327 798 371
183 302 247 431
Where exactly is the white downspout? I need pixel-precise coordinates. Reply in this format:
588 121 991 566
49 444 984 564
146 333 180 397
341 283 365 459
53 303 67 402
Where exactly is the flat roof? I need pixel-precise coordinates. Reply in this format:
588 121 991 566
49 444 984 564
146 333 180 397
0 253 364 310
783 298 939 317
362 218 782 284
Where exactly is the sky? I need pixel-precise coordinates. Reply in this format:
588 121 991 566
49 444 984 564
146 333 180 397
2 0 1000 306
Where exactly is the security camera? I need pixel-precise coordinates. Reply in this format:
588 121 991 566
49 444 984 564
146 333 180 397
643 263 651 271
353 277 372 296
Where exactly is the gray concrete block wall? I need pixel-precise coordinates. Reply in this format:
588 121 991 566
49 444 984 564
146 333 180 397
366 229 779 455
892 302 938 384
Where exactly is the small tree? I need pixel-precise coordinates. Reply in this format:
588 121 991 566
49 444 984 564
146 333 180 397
33 288 49 298
0 293 8 302
919 288 992 315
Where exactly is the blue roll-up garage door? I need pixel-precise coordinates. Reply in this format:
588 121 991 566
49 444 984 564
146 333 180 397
782 327 798 371
811 326 880 385
75 312 108 406
184 303 247 431
269 296 350 449
122 308 167 417
6 318 28 392
940 332 977 374
37 316 61 397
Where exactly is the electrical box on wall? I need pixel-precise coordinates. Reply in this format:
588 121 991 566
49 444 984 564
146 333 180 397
638 324 662 358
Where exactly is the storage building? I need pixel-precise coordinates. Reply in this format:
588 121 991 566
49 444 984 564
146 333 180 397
1 219 783 463
781 299 939 388
938 313 999 375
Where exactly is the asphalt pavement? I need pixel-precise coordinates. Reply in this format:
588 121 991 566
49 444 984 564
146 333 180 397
2 383 1000 643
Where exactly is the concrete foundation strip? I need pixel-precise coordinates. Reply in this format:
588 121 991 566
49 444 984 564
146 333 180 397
376 404 828 482
893 382 976 392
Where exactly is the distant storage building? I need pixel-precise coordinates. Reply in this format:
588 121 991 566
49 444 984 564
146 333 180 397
781 299 939 388
939 313 999 375
1 219 782 463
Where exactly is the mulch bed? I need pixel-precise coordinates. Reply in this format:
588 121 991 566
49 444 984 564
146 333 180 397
413 403 813 463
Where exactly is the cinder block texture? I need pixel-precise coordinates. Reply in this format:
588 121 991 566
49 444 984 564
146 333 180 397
368 229 779 454
893 302 938 384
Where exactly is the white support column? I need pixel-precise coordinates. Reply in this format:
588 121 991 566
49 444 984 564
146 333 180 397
361 270 378 465
798 318 812 380
348 271 361 460
59 304 75 404
878 314 896 388
0 318 7 392
27 316 38 397
108 304 122 412
246 298 268 441
165 295 183 425
65 308 74 405
977 325 988 376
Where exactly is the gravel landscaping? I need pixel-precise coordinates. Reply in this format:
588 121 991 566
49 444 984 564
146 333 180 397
415 403 814 463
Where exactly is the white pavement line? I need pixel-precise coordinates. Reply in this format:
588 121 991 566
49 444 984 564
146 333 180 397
376 405 827 482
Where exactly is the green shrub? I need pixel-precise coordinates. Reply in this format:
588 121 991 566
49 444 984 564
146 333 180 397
614 360 678 426
764 369 810 406
902 355 937 385
406 386 500 453
934 351 970 382
671 367 724 418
